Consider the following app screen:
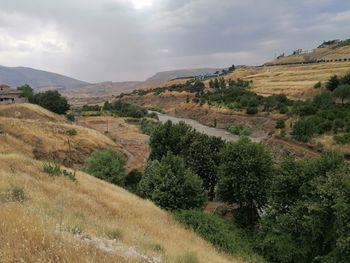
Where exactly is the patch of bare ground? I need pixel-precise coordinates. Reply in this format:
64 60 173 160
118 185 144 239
76 116 150 170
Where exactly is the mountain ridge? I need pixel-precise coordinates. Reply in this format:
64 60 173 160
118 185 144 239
0 65 89 89
146 67 224 83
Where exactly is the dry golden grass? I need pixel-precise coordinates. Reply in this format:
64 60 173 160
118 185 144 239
0 103 66 122
224 62 350 99
0 116 116 166
0 153 239 263
266 46 350 65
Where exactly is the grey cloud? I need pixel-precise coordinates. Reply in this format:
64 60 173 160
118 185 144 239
0 0 349 82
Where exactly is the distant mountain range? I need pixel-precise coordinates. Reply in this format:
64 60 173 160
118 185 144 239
0 66 88 89
146 68 224 83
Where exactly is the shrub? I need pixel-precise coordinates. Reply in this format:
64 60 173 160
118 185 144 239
174 210 264 262
105 228 123 240
65 114 75 122
140 119 159 135
280 129 286 138
1 186 26 203
292 118 316 142
43 161 76 182
326 75 340 91
107 100 147 118
31 90 70 114
226 122 252 136
139 153 207 211
123 169 143 194
83 149 126 185
334 133 350 144
275 120 285 129
314 81 322 89
333 84 350 105
43 161 62 176
278 106 289 114
175 252 199 263
246 106 258 115
66 128 77 136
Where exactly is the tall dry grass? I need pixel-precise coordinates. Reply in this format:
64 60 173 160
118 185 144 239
0 153 239 263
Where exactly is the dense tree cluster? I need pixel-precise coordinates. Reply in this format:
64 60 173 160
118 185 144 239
17 85 70 114
103 100 148 118
131 79 205 96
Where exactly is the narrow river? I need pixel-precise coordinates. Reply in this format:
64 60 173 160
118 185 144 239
153 111 260 142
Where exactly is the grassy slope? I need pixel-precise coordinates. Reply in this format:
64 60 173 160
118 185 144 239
266 45 350 65
0 104 238 263
0 103 120 169
224 62 350 99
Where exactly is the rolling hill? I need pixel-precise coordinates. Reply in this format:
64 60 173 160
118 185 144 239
0 103 240 263
0 65 88 89
146 68 223 83
266 39 350 66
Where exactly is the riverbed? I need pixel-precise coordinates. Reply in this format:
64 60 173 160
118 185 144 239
153 111 261 142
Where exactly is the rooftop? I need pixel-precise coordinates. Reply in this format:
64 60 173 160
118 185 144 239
0 84 21 95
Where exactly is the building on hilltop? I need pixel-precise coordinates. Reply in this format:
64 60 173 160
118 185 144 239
0 84 27 104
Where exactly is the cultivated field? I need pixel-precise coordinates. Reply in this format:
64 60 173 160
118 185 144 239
224 62 350 99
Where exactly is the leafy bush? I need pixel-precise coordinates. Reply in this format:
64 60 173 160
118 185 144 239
65 114 75 122
43 161 76 182
275 120 285 129
246 106 258 115
139 153 207 211
66 128 77 136
31 90 70 114
292 118 317 142
334 133 350 144
257 152 350 263
81 104 101 111
105 100 147 118
83 149 126 185
314 81 321 88
140 118 159 135
123 169 143 194
174 210 264 263
226 122 252 136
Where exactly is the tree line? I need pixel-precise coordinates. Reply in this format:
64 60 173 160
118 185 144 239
82 119 350 263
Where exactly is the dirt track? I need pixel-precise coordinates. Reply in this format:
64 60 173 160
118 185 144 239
76 116 150 171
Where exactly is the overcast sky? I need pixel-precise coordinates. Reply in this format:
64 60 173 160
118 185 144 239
0 0 349 82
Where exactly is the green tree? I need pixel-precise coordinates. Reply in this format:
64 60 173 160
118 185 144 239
292 118 316 142
185 135 224 199
333 84 350 105
216 138 273 227
257 152 349 263
139 153 207 211
228 64 236 72
149 120 194 160
83 149 126 185
17 84 34 100
192 80 205 95
32 90 70 114
312 91 334 109
326 75 340 91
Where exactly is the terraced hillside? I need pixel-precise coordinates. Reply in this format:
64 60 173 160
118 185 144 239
225 62 350 99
